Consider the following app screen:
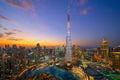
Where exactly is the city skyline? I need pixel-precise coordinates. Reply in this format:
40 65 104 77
0 0 120 47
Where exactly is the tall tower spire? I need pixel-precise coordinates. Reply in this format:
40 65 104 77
68 6 70 22
65 7 72 62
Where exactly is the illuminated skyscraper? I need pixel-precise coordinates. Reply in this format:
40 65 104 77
65 7 72 62
101 38 109 62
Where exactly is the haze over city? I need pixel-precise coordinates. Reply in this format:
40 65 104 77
0 0 120 47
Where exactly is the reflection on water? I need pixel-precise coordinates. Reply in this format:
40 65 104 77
33 66 80 80
22 66 80 80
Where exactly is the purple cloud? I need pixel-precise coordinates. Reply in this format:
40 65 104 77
7 37 23 41
0 15 11 22
0 15 12 22
0 14 20 26
0 24 8 30
13 14 20 18
3 0 34 11
13 29 22 32
71 0 88 6
0 33 4 37
3 27 8 30
80 8 89 15
0 6 7 12
5 32 16 36
0 24 3 28
79 0 87 5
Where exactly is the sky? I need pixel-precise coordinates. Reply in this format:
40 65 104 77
0 0 120 47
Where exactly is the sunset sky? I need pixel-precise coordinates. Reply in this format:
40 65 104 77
0 0 120 47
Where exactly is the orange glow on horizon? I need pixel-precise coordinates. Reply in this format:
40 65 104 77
0 39 66 47
0 40 95 48
0 38 96 48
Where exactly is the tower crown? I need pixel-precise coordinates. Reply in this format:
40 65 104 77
68 7 70 22
102 38 107 44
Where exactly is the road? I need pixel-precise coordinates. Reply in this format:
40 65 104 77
18 64 38 77
72 67 88 80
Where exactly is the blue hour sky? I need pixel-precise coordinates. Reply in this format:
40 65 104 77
0 0 120 47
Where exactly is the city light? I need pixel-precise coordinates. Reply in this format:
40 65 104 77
0 0 120 80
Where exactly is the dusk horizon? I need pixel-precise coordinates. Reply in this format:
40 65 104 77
0 0 120 47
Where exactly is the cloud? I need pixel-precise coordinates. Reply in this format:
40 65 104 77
0 33 4 37
0 15 11 22
0 25 22 32
0 24 8 30
7 37 23 41
79 0 87 5
0 24 3 28
3 0 36 24
5 32 16 36
71 0 88 6
3 27 8 30
0 15 13 23
0 6 7 12
0 14 20 26
13 14 20 18
13 29 22 32
66 0 90 15
3 0 34 11
80 8 89 15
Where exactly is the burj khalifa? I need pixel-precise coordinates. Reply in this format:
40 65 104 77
65 7 72 62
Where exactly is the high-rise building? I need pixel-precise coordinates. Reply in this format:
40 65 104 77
34 43 41 63
0 47 2 78
65 7 72 62
112 46 120 71
101 38 109 62
72 45 82 62
12 44 17 49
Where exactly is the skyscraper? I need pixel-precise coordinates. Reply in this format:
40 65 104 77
101 38 109 62
65 7 72 62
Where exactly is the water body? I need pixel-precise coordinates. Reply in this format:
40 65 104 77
32 66 80 80
17 66 80 80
